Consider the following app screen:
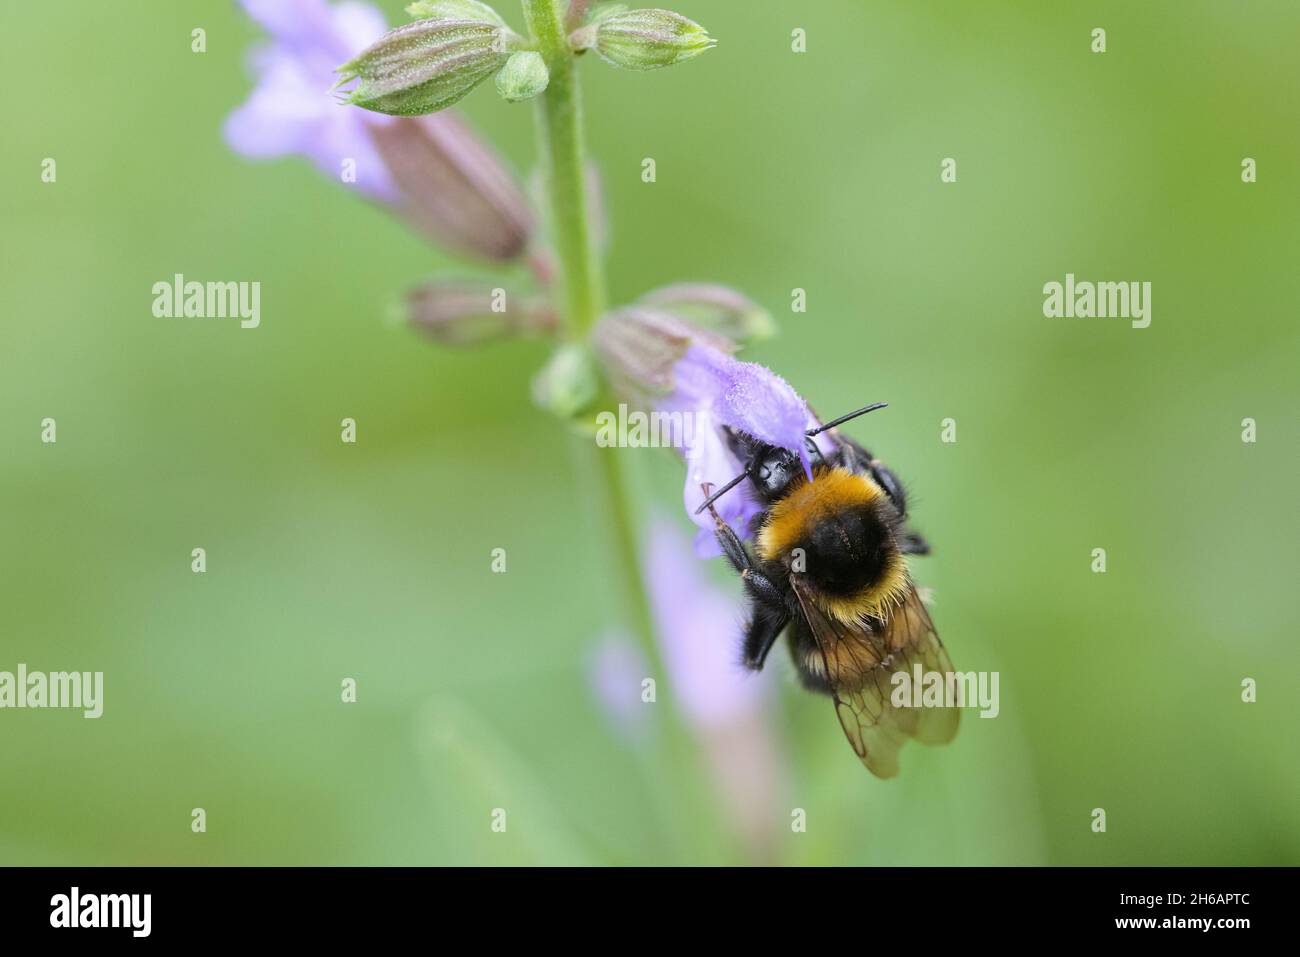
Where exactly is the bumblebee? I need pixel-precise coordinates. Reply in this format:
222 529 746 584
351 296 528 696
697 403 959 778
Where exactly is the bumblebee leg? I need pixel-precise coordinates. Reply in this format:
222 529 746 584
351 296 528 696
742 610 788 671
869 462 909 516
701 482 789 612
716 530 786 609
833 434 874 473
898 529 930 555
835 440 864 472
712 517 755 577
744 568 786 610
709 513 787 608
701 482 760 575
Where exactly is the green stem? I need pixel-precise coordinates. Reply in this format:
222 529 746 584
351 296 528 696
523 3 706 862
523 0 655 666
592 443 664 675
523 0 605 339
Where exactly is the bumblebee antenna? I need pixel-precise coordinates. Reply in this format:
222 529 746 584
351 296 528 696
805 401 888 436
693 470 748 515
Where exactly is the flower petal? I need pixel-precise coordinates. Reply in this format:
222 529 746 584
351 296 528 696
331 1 392 53
680 412 762 557
644 519 768 726
307 111 399 200
229 0 532 252
672 344 812 476
223 58 326 158
586 632 651 740
239 0 334 48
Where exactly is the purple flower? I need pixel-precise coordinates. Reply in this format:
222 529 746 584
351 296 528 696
226 0 397 199
667 346 812 557
590 297 814 557
671 346 810 462
678 411 759 557
584 520 791 857
644 519 770 725
226 0 533 261
586 631 651 740
584 517 774 730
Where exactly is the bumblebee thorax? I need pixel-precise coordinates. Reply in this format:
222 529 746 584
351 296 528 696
757 467 909 622
756 467 882 561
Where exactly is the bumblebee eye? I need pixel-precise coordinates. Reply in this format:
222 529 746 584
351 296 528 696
805 438 823 463
756 463 772 482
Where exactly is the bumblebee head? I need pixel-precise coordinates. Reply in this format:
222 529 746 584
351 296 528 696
748 438 825 499
695 401 888 517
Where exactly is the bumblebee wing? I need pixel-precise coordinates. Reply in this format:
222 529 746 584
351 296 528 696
788 578 909 778
790 576 959 778
881 583 961 747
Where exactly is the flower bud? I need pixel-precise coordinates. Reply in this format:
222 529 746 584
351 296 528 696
336 17 519 116
495 51 549 102
406 279 555 345
587 9 715 71
368 111 533 261
640 284 774 342
579 3 630 27
564 0 600 29
532 343 600 419
406 0 508 29
590 305 733 401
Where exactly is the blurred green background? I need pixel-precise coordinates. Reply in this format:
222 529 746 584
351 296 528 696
2 0 1297 866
